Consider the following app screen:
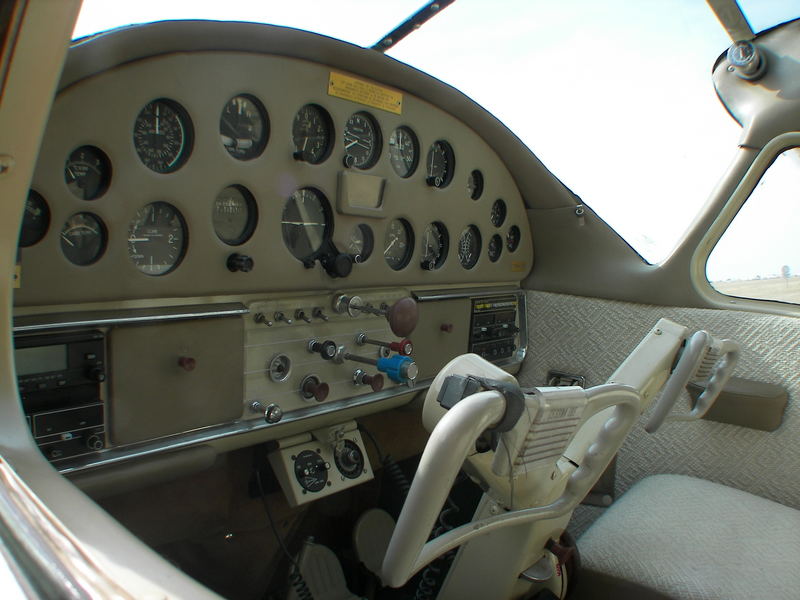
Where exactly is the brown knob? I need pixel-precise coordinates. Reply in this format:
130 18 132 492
387 297 419 337
303 379 329 402
440 323 454 333
364 373 384 392
178 356 196 372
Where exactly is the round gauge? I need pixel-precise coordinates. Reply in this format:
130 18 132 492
60 212 106 266
281 188 330 262
507 225 521 252
18 190 50 247
384 218 413 271
133 98 193 173
343 111 381 169
334 440 365 479
420 221 449 271
64 146 111 200
127 201 187 276
347 223 374 263
491 198 507 227
458 225 481 269
292 104 334 164
212 185 258 245
488 234 503 263
426 140 455 188
388 126 419 178
219 94 269 161
294 449 328 493
467 169 484 200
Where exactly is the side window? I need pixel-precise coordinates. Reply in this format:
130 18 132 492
706 149 799 304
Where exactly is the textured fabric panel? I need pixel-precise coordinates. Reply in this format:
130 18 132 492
577 474 800 600
521 291 800 510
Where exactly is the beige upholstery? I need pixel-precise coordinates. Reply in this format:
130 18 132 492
576 474 800 600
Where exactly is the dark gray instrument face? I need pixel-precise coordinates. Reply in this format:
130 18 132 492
60 212 106 266
347 223 374 263
281 188 330 261
506 225 521 252
420 222 448 270
488 233 503 263
384 218 413 271
19 190 50 248
292 104 334 164
343 111 381 169
133 99 193 173
294 449 328 492
64 146 112 200
491 198 507 227
212 185 257 246
426 140 455 188
468 169 484 200
219 94 269 160
127 201 187 275
388 126 419 178
458 225 481 269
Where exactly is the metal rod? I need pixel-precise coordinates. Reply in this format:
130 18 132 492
371 0 457 52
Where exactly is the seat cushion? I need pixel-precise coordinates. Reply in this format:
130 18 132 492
576 474 800 600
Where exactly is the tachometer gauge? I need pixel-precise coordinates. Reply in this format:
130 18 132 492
281 188 330 262
384 218 413 271
18 190 50 247
491 198 507 227
212 185 258 245
64 146 111 200
488 234 503 263
458 225 481 269
133 99 193 173
128 201 187 275
60 212 106 266
506 225 521 252
420 222 448 270
347 223 374 263
388 126 419 178
292 104 334 164
468 169 484 200
219 94 269 161
343 111 381 169
426 140 455 188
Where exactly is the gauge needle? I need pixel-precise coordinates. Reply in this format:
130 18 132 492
60 234 75 247
282 221 324 226
128 237 150 242
384 237 397 255
66 166 76 179
155 104 160 135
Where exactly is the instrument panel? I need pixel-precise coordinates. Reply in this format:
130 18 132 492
15 51 532 306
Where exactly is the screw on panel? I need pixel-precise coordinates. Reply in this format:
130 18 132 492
0 155 15 176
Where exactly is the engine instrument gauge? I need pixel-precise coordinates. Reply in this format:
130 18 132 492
133 99 193 173
347 223 374 263
293 449 328 493
488 234 503 263
281 188 330 262
343 111 381 169
64 146 111 200
384 218 413 271
334 440 365 479
219 94 269 161
426 140 455 188
491 198 507 227
388 126 419 178
18 190 50 247
292 104 334 164
60 212 106 266
506 225 521 252
420 222 448 270
212 185 258 246
458 225 481 269
467 169 484 200
127 201 187 276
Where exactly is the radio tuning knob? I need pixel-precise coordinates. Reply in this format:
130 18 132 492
86 367 106 382
85 434 104 451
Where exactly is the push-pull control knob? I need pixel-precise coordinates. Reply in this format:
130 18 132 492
333 295 419 337
226 253 254 272
308 339 337 360
301 375 330 402
353 369 385 392
250 401 283 424
356 333 413 356
340 352 417 386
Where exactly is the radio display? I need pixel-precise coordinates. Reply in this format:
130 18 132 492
15 345 67 376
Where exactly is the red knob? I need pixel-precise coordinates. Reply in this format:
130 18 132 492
303 379 329 402
364 373 384 392
178 356 196 371
440 323 454 333
388 338 414 356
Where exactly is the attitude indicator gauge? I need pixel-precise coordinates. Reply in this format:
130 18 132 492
281 188 330 262
219 94 269 160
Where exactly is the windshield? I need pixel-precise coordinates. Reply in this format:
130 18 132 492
73 0 799 265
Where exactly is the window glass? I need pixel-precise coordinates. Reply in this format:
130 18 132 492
707 149 799 304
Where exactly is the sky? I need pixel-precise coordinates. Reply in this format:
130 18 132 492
72 0 799 281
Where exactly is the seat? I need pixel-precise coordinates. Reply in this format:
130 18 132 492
575 474 800 600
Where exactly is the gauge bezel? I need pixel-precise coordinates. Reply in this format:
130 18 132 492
388 125 420 178
458 224 482 270
384 218 414 271
488 233 503 263
281 187 333 264
468 169 484 200
133 98 194 174
506 225 521 252
18 190 50 248
127 201 189 276
64 145 112 201
425 140 456 189
348 223 374 264
60 212 107 266
292 103 335 165
212 184 258 246
343 111 382 170
219 93 270 161
491 198 507 228
420 221 449 271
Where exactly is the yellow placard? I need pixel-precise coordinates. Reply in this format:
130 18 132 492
328 72 403 114
13 264 20 288
511 261 527 273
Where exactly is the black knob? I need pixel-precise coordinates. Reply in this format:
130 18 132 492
86 367 106 383
227 253 254 272
86 434 104 451
321 252 353 278
308 339 337 360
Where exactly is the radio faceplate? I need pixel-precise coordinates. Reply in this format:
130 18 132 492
468 295 523 363
14 330 106 463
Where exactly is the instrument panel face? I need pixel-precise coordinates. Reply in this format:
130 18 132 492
17 52 533 306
